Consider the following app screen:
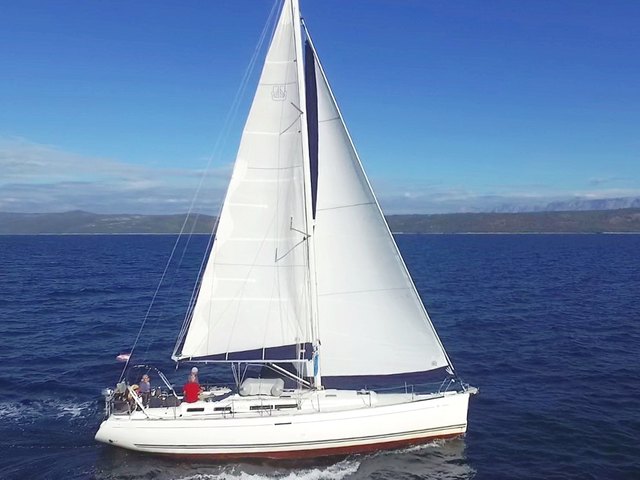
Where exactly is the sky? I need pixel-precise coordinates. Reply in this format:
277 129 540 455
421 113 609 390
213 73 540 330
1 0 639 214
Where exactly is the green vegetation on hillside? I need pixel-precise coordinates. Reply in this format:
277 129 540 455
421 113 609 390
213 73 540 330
1 209 639 234
387 209 640 234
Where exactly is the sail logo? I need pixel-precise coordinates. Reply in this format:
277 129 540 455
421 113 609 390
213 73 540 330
271 85 287 101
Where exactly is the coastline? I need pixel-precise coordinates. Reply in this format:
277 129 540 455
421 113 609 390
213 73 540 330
2 208 639 235
1 231 639 236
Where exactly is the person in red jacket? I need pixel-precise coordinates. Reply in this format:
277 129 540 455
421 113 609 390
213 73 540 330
183 374 201 403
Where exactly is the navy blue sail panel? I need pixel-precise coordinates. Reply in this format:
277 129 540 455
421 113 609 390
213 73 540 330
320 366 454 390
304 40 319 219
182 343 314 362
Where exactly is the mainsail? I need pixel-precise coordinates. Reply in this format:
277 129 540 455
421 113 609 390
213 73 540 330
175 0 453 385
175 1 313 362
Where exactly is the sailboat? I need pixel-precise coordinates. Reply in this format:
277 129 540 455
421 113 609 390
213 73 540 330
96 0 476 458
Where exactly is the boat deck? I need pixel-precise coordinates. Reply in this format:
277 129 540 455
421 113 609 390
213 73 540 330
120 388 451 421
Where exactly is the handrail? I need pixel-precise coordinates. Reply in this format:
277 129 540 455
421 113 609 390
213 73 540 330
127 386 149 418
362 379 461 395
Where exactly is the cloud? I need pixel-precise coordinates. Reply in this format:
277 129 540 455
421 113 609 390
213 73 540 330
587 176 625 187
0 137 231 214
2 137 639 215
374 177 640 214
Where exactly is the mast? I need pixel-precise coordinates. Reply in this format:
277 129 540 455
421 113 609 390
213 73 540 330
291 0 322 388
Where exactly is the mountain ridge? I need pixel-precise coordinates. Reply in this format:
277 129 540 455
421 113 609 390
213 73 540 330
2 209 640 234
489 196 640 213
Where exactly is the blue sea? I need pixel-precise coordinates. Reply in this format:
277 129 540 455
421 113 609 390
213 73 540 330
0 234 638 480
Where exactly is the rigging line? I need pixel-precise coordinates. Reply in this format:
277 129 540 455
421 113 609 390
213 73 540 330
317 286 414 298
275 236 307 262
172 0 281 359
280 108 302 135
141 220 206 363
318 116 340 123
119 232 183 381
316 201 375 212
145 216 201 362
248 165 301 170
290 216 310 237
267 363 313 388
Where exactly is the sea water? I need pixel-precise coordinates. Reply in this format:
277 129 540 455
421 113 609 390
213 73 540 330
0 234 638 480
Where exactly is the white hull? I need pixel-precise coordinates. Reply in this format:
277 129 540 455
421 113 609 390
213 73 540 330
95 389 471 458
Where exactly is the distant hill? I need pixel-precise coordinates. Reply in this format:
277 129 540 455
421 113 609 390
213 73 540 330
1 209 640 234
0 211 216 234
387 209 640 234
542 196 640 212
490 196 640 213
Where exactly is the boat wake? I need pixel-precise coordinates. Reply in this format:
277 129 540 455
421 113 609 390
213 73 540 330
342 437 476 480
91 457 361 480
392 438 446 454
56 400 96 419
175 459 361 480
0 399 97 423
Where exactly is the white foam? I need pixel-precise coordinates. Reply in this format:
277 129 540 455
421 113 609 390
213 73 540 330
392 439 444 454
0 402 24 421
0 399 96 422
177 458 360 480
56 400 95 418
